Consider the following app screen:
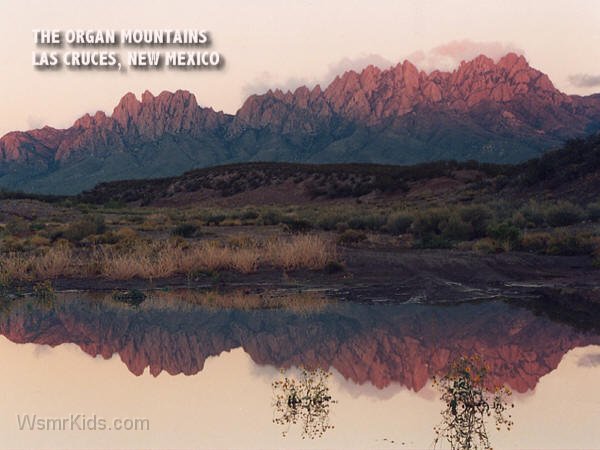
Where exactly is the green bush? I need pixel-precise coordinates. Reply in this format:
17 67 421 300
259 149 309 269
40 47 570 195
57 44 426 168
260 210 284 226
5 218 30 237
520 232 552 253
172 223 200 238
519 201 546 227
386 212 413 234
347 214 386 231
316 213 349 231
459 205 493 238
281 217 313 233
205 214 226 225
337 230 367 245
587 202 600 222
545 201 585 227
486 222 521 249
440 214 473 241
545 232 594 256
240 210 259 220
62 216 106 242
411 208 451 238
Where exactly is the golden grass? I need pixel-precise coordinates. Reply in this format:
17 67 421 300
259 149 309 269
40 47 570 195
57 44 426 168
0 234 337 282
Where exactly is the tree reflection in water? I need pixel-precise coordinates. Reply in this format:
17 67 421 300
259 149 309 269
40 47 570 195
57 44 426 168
272 367 337 439
433 356 514 450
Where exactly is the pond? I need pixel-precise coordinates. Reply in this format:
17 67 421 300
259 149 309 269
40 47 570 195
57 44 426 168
0 290 599 449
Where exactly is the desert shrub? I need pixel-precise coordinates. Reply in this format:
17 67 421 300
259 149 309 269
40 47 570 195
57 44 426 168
473 238 500 254
29 221 46 231
281 217 313 233
486 222 521 249
337 230 367 245
62 215 106 242
386 212 414 234
266 235 336 271
510 211 528 229
205 214 226 225
586 202 600 222
240 210 259 220
411 208 471 245
316 213 349 231
172 223 200 238
545 201 585 227
335 222 349 232
520 232 552 253
411 208 450 238
227 234 257 249
5 218 30 237
90 231 120 245
0 236 27 252
114 227 138 241
125 214 144 225
520 231 595 255
440 214 473 241
544 232 594 256
459 205 493 238
347 214 386 231
104 199 126 209
261 210 284 225
593 241 600 268
28 235 51 248
519 201 546 227
30 244 75 279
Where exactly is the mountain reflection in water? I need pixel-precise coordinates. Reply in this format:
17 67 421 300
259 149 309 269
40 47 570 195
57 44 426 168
0 289 598 393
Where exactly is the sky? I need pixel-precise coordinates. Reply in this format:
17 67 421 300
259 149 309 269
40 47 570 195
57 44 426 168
1 0 600 135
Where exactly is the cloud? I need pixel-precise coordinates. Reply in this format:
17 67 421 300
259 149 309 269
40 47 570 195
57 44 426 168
239 41 523 100
577 353 600 367
241 53 393 99
26 115 46 129
568 73 600 88
321 54 394 85
241 71 313 98
407 39 524 73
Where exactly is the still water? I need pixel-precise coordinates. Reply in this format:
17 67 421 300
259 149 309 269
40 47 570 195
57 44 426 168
0 290 599 449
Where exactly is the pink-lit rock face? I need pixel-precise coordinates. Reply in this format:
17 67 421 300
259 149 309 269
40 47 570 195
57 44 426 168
0 294 598 393
0 89 228 165
230 52 580 131
1 53 600 170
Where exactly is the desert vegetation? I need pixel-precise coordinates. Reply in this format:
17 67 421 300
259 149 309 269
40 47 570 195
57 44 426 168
0 194 598 288
0 229 336 286
1 135 599 288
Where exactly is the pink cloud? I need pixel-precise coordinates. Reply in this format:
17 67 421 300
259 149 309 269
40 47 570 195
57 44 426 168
407 39 524 73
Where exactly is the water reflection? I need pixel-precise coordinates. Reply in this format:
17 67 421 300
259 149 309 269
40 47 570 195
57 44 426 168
272 367 336 439
0 289 598 393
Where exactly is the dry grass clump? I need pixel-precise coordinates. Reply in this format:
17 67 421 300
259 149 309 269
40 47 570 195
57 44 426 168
266 235 336 271
30 244 76 279
0 234 337 282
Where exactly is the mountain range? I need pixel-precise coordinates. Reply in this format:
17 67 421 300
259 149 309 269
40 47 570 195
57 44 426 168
2 294 597 392
2 52 600 194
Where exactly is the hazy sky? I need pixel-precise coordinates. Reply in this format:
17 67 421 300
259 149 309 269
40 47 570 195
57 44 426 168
1 0 599 135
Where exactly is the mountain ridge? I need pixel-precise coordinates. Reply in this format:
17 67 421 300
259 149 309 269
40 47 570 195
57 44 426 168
2 52 600 194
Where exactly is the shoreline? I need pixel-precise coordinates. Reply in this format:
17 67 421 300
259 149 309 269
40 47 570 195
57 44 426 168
3 248 597 304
